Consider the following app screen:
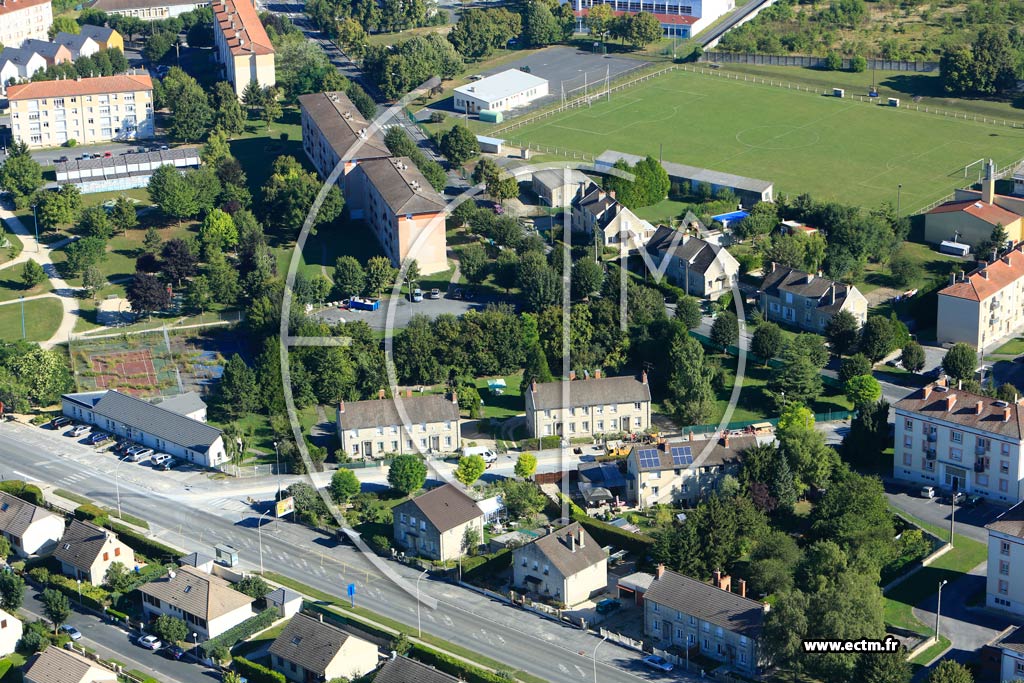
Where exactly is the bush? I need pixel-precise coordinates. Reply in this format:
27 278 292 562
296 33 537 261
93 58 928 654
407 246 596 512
200 608 279 657
461 550 511 581
74 504 109 524
233 657 285 683
106 608 129 622
518 436 561 450
558 493 653 555
0 481 45 506
410 642 516 683
64 139 78 148
18 628 47 654
279 133 289 142
106 521 180 564
368 535 392 555
429 111 446 123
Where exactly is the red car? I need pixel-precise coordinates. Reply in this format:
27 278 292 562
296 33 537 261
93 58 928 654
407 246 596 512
103 151 113 158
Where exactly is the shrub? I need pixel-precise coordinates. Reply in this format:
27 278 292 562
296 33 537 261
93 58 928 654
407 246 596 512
106 522 180 564
429 111 445 123
279 133 289 142
200 608 279 657
74 504 109 524
233 657 285 683
0 481 45 506
410 642 516 683
64 139 78 147
18 628 47 654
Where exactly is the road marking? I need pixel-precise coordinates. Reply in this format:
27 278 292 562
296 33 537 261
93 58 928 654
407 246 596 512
11 470 39 482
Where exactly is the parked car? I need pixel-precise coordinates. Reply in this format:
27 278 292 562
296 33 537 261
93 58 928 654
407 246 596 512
947 491 966 505
136 635 162 650
67 425 89 438
157 458 178 471
50 416 72 429
919 485 936 499
102 151 112 158
151 454 171 467
129 448 154 462
60 625 82 641
964 494 983 508
642 655 673 673
412 288 424 302
428 288 441 300
161 645 184 660
450 287 463 300
56 155 69 163
124 445 145 458
595 598 621 615
87 432 111 445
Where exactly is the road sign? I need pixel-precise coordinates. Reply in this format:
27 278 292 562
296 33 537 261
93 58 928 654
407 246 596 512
275 496 295 518
347 583 356 608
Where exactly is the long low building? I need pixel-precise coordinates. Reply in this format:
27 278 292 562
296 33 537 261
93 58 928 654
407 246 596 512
55 147 200 194
454 69 549 115
91 0 209 20
62 390 227 467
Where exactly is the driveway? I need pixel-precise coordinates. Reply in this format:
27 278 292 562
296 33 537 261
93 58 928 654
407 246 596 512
885 482 1004 545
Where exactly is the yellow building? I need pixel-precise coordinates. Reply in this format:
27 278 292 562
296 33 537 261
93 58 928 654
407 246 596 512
7 74 154 148
211 0 275 97
0 0 52 51
79 24 124 52
937 244 1024 349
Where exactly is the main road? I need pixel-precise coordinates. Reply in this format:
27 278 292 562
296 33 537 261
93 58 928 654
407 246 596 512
0 423 687 683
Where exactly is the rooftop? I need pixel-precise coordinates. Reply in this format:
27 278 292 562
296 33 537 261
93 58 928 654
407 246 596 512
7 73 152 100
0 46 43 67
24 646 116 683
55 32 96 52
0 0 51 16
138 565 253 620
987 501 1024 539
454 69 549 104
630 434 757 472
938 246 1024 302
596 150 773 195
20 39 68 60
374 656 460 683
299 91 390 162
359 156 448 216
927 199 1020 226
572 7 698 24
527 374 651 411
212 0 274 56
532 168 590 191
53 519 123 571
400 484 483 533
995 625 1024 655
645 568 766 638
515 522 607 578
269 613 363 675
0 491 61 538
894 381 1024 439
646 225 735 276
338 393 458 430
91 0 205 10
55 147 201 178
760 264 859 314
78 25 118 42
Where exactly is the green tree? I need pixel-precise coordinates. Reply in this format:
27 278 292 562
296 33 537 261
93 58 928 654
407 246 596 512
333 256 366 299
365 255 396 297
752 321 783 364
825 309 860 356
586 2 613 37
148 164 200 225
161 238 197 285
110 195 138 234
185 275 212 313
329 469 361 503
761 590 808 668
235 576 271 598
927 660 973 683
0 154 44 207
857 651 911 683
839 353 873 384
668 328 715 425
241 80 265 116
143 29 175 61
79 205 113 240
64 236 107 277
900 340 926 373
143 226 162 254
674 296 702 329
200 208 238 253
845 374 882 408
80 264 104 297
710 310 738 348
21 260 45 289
735 201 778 242
514 452 537 479
104 562 135 593
571 258 603 299
263 88 283 130
625 11 662 48
942 342 977 381
169 78 213 142
888 251 921 288
213 81 246 135
206 250 241 305
455 454 486 486
40 588 70 632
458 243 488 284
0 573 24 611
153 614 188 643
522 0 561 46
218 354 258 416
388 454 427 495
49 15 80 37
859 315 897 362
126 272 171 317
439 124 480 165
523 343 553 388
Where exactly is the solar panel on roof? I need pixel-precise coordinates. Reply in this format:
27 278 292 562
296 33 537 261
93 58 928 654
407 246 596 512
637 448 660 468
670 446 693 466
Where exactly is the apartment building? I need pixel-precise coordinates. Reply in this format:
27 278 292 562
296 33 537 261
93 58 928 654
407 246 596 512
336 394 460 458
892 379 1024 504
571 182 657 253
645 225 740 300
937 245 1024 349
0 0 52 52
393 484 485 561
91 0 208 19
993 625 1024 682
758 263 867 333
211 0 275 97
626 434 757 508
7 74 153 148
524 372 652 439
644 566 766 677
566 0 733 37
985 503 1024 616
512 523 607 606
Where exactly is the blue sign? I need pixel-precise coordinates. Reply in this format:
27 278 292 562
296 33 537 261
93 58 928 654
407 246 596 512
347 583 356 597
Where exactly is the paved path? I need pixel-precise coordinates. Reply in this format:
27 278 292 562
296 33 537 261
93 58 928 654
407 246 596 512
0 202 80 348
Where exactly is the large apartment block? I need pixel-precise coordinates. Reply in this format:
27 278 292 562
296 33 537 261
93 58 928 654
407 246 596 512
7 74 153 148
0 0 52 51
212 0 275 97
567 0 733 37
892 379 1024 505
937 245 1024 349
524 372 652 439
986 503 1024 616
91 0 209 20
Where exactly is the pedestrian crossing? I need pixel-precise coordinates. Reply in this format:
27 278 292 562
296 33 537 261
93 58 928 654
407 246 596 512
208 497 250 512
58 472 90 486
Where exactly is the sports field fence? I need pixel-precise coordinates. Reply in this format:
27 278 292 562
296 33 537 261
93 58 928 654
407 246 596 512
701 51 940 72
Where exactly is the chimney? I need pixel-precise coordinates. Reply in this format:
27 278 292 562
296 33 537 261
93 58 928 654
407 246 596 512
451 392 458 406
656 564 665 579
688 431 694 441
950 273 956 286
806 272 814 284
531 379 538 393
318 612 323 623
712 570 721 586
976 400 984 415
958 379 963 390
1005 406 1013 422
577 527 585 548
721 433 730 448
738 578 747 598
959 270 966 282
406 388 413 397
378 389 386 399
937 376 948 388
945 394 957 412
770 261 777 273
641 370 648 385
338 401 345 414
569 370 577 381
983 158 996 204
992 248 999 263
982 269 989 280
594 369 602 379
609 190 616 200
569 532 576 553
830 285 836 306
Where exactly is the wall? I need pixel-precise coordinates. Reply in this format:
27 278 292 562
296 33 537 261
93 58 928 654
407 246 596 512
700 51 940 72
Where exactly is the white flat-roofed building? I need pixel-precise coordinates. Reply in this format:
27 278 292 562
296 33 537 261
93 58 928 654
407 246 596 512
454 69 548 114
90 0 207 19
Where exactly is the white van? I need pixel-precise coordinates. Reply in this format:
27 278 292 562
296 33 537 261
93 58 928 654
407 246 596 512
463 446 498 463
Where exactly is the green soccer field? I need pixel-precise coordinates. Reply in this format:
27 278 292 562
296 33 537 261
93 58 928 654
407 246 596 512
502 69 1024 211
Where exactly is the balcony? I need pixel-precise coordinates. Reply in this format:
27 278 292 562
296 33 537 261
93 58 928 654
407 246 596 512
977 445 987 456
975 460 986 473
928 432 937 442
926 449 937 460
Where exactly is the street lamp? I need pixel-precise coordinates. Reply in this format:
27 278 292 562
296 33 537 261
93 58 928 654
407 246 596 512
593 634 608 683
257 509 271 575
114 454 130 519
192 632 198 656
20 296 25 339
897 183 902 217
76 579 81 604
416 569 428 638
934 579 948 644
31 202 39 252
273 441 281 499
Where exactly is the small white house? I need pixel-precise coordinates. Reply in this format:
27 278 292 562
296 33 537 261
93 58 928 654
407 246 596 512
0 609 22 656
0 47 46 96
138 566 254 640
454 69 549 114
0 491 65 558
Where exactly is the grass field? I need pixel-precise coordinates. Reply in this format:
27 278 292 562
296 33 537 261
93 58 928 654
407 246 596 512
0 297 63 342
500 68 1024 210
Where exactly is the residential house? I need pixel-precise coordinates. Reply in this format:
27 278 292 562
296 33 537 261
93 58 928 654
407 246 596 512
531 168 590 208
512 523 607 606
893 379 1024 504
7 74 153 148
571 182 657 252
644 566 766 677
62 389 227 467
78 25 123 51
925 161 1024 248
266 587 302 618
985 502 1024 615
0 47 46 95
936 245 1024 349
23 646 117 683
0 609 21 656
138 565 254 640
374 656 460 683
993 625 1024 682
758 263 867 332
0 0 52 51
524 372 652 439
90 0 208 19
211 0 275 97
269 613 379 682
54 32 99 59
393 484 485 561
20 39 71 65
626 434 756 508
645 225 740 300
53 519 136 586
577 461 627 507
0 491 65 557
336 394 460 459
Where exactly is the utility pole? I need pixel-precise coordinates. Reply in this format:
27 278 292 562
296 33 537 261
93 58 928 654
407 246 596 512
934 579 948 645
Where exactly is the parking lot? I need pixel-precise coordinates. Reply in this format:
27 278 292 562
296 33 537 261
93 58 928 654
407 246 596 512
313 289 518 330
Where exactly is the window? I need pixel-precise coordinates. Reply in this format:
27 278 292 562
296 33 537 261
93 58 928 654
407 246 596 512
114 547 120 557
978 474 989 487
1002 443 1011 455
1017 662 1024 676
949 448 962 462
652 603 659 613
903 452 912 466
1002 541 1011 556
1000 560 1010 575
689 616 697 626
103 552 109 561
999 579 1009 595
1001 479 1009 492
903 435 913 448
634 402 642 410
951 430 963 443
702 621 710 632
978 437 991 452
1001 461 1010 474
923 459 934 472
400 513 408 523
420 520 426 531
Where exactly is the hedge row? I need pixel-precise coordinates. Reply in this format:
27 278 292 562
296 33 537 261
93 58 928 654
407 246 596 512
75 504 108 523
201 608 279 657
558 493 654 556
0 481 45 506
105 521 181 564
233 657 285 683
410 642 516 683
461 550 511 581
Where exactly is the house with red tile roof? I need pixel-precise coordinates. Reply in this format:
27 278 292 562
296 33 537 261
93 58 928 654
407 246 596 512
925 161 1024 249
568 0 734 38
937 243 1024 349
211 0 275 97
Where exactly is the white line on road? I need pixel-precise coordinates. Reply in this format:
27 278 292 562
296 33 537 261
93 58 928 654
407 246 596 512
11 469 39 481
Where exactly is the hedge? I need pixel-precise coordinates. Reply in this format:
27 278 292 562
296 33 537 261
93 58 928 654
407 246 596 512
232 657 285 683
410 642 516 683
461 550 511 581
105 522 180 564
0 481 45 506
46 573 108 612
201 608 279 657
557 493 654 556
74 505 109 524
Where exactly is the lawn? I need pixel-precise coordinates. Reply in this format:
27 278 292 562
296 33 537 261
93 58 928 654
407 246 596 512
497 68 1024 210
0 297 63 342
474 373 525 419
992 338 1024 356
365 24 450 47
857 241 962 295
0 228 24 269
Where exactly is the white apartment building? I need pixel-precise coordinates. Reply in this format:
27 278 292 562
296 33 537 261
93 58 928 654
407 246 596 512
567 0 734 37
0 0 52 51
91 0 208 20
524 372 652 439
985 503 1024 616
937 245 1024 349
893 379 1024 505
7 74 153 149
993 625 1024 681
336 394 461 458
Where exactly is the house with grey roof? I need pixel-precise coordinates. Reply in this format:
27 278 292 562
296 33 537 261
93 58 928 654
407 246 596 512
0 491 65 558
77 24 121 51
571 182 657 253
374 655 460 683
524 372 652 439
0 47 46 95
645 225 739 300
336 393 460 459
138 565 253 640
54 519 136 586
532 168 590 208
269 613 379 682
644 566 767 677
266 587 302 618
393 483 485 561
512 523 607 606
758 263 867 334
54 32 99 59
20 39 71 65
24 646 117 683
178 552 215 573
61 389 226 467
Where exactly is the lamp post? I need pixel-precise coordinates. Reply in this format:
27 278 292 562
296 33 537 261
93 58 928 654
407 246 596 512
114 454 129 519
20 296 25 339
897 183 902 217
192 632 198 657
950 489 956 548
273 441 281 499
416 569 428 638
593 634 608 683
76 579 81 604
31 202 39 252
257 509 270 575
934 579 948 645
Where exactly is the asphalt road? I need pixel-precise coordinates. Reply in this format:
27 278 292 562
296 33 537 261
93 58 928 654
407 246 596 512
0 423 689 683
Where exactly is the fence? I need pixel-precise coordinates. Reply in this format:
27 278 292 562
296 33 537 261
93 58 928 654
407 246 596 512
701 51 940 72
914 154 1024 215
599 627 644 652
681 410 854 436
